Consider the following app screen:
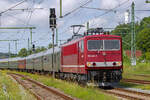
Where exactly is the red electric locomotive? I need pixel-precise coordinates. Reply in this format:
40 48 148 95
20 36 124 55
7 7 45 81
61 28 123 86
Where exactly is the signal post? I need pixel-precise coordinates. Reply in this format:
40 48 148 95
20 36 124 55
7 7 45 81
49 8 56 78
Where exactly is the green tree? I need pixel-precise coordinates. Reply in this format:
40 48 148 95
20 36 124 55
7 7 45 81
18 48 28 57
48 43 53 49
35 46 47 53
111 23 131 50
139 17 150 30
137 28 150 52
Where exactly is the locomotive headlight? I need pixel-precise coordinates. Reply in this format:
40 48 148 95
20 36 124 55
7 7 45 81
116 62 122 66
87 62 92 67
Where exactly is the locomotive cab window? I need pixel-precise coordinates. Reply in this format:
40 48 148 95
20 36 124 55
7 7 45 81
88 40 103 51
87 39 120 51
104 40 120 50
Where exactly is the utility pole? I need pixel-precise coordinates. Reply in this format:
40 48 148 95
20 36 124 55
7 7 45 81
131 2 136 66
0 40 18 54
8 43 11 58
60 0 62 18
28 38 30 51
87 21 89 30
49 8 56 78
30 28 33 47
56 28 58 46
0 14 1 26
15 40 17 54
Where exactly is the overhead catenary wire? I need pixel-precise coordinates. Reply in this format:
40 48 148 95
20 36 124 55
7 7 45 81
0 0 27 14
62 0 93 18
59 0 130 37
93 0 130 20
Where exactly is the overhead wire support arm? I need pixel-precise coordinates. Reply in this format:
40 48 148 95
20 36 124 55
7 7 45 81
9 8 44 12
0 27 36 51
0 27 36 29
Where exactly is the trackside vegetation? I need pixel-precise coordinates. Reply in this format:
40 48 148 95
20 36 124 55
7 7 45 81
5 70 116 100
0 70 36 100
119 54 150 90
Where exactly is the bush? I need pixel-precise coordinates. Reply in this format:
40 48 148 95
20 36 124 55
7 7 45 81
145 52 150 62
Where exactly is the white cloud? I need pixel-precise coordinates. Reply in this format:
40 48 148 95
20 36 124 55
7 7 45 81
89 17 107 28
101 0 119 9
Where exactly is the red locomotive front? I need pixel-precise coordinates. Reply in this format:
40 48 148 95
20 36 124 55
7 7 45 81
61 31 123 86
85 35 123 86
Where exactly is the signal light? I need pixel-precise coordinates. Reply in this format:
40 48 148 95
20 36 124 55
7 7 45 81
32 44 35 52
49 8 56 28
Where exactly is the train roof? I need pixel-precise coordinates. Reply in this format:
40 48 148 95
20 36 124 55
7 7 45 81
62 34 121 47
43 47 60 56
8 57 22 61
26 46 60 59
0 57 23 62
84 34 121 38
0 47 61 61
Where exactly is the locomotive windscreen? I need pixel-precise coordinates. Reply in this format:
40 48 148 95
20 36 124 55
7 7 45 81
88 40 120 51
88 40 103 50
104 40 120 50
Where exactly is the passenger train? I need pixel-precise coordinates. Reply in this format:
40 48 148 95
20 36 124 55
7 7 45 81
0 28 123 86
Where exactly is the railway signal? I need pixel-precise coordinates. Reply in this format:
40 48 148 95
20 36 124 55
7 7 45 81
49 8 56 28
32 44 35 52
49 8 57 78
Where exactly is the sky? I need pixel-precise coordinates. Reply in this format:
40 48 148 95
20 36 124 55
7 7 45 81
0 0 149 54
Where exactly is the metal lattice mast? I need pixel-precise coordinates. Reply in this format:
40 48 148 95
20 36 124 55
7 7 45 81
131 2 136 65
0 27 36 49
0 40 18 54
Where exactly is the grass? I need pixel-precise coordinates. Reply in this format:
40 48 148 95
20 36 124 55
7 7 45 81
0 70 36 100
119 62 150 90
5 70 116 100
123 62 150 79
123 62 150 75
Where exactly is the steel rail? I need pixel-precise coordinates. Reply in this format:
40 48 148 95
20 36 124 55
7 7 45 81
8 73 77 100
102 87 150 100
122 78 150 84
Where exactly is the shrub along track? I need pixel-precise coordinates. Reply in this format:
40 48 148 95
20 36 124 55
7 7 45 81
8 73 78 100
102 87 150 100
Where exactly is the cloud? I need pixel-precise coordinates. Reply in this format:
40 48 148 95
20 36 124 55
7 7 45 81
89 17 107 28
100 0 119 9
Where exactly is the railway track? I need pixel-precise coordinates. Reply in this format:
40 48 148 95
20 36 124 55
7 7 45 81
122 78 150 84
126 73 150 78
8 72 150 100
8 73 77 100
103 87 150 100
